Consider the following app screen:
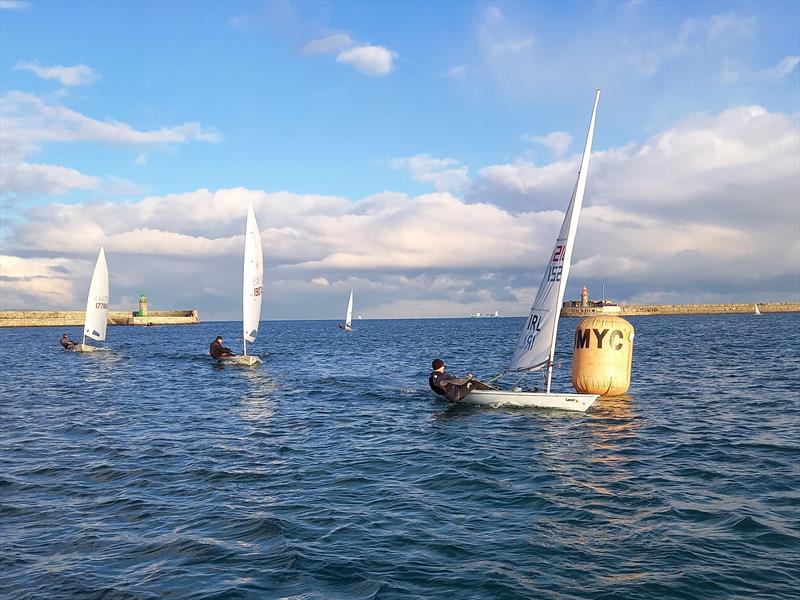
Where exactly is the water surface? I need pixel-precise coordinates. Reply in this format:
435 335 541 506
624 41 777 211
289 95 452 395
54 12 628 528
1 315 798 598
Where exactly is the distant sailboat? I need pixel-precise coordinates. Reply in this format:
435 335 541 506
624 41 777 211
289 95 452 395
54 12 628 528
345 290 354 332
460 91 602 413
74 247 109 353
754 303 761 316
222 201 263 366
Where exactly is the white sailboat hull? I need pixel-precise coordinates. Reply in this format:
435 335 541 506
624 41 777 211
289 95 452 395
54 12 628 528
219 355 262 366
460 389 597 412
72 343 99 353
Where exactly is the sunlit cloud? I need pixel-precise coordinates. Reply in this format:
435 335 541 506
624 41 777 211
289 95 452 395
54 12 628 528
14 61 100 86
522 131 572 158
302 31 398 76
3 105 798 318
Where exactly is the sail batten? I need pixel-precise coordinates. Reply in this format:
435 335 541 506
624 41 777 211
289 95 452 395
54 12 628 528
83 247 109 342
507 90 600 388
242 202 263 350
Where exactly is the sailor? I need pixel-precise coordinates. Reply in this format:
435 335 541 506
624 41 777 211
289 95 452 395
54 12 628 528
60 333 77 350
209 336 235 359
428 358 489 402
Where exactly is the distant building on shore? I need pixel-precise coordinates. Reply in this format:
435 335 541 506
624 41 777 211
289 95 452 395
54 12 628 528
470 310 500 318
562 286 621 316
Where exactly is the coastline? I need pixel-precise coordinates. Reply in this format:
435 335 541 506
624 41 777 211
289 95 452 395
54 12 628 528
0 310 200 327
560 301 800 317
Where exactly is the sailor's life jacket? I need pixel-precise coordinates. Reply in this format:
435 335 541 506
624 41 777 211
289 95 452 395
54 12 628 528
428 372 448 397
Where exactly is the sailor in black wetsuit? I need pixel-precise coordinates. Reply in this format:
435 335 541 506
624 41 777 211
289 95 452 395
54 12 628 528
60 333 77 350
209 336 235 359
428 358 490 402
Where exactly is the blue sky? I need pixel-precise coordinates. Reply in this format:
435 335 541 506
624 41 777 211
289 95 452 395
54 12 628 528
1 0 799 320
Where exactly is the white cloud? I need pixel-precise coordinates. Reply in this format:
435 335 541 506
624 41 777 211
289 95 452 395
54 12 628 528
522 131 572 158
14 61 99 86
628 18 700 76
0 90 218 199
336 45 398 76
301 31 398 77
134 153 148 166
719 56 800 84
392 154 470 192
3 105 798 319
468 105 799 305
480 5 536 58
441 65 467 78
0 255 86 309
1 91 219 152
761 55 800 79
0 162 99 197
0 1 30 9
708 12 756 41
302 33 353 54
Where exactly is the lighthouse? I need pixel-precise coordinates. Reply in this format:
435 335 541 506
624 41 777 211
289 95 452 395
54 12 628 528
138 294 148 317
580 286 589 308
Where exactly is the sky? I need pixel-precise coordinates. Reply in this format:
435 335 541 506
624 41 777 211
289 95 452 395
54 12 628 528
1 0 798 320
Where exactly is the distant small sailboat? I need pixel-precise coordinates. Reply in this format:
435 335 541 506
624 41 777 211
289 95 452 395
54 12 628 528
74 247 109 353
754 303 761 316
221 201 263 366
460 91 602 413
345 289 354 332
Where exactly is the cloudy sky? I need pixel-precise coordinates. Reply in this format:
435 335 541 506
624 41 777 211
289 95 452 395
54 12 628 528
1 0 798 320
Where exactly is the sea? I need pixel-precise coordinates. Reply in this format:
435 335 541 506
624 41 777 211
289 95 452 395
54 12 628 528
1 314 798 599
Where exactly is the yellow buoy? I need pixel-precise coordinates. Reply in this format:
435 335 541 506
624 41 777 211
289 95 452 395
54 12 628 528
572 316 634 396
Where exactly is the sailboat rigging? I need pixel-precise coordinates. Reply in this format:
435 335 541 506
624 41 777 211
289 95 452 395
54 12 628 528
221 201 264 366
73 247 109 353
345 290 354 332
460 90 602 412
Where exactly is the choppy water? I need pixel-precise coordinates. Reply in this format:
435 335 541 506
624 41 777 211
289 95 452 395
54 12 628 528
1 315 799 599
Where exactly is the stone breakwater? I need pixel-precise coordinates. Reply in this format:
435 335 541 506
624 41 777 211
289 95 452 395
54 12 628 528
561 302 800 317
0 310 199 327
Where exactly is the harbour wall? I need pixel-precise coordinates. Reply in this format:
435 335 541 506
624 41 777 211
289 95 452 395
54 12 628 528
561 302 800 317
0 310 199 327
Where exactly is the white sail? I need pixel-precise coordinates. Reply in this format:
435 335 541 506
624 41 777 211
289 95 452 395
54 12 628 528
507 90 600 392
83 247 109 342
754 304 761 315
345 290 354 330
242 201 263 350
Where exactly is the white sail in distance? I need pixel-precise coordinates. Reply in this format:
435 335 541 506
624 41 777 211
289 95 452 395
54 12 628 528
83 247 109 342
242 201 264 347
508 90 600 381
345 290 354 331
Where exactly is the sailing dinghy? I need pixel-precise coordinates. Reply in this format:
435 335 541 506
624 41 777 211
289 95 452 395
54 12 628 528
754 304 761 316
221 201 264 366
344 289 354 332
74 247 109 353
462 90 602 413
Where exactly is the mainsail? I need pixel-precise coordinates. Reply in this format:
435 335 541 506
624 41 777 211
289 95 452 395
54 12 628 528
242 201 264 353
507 90 600 391
345 290 354 330
83 247 109 342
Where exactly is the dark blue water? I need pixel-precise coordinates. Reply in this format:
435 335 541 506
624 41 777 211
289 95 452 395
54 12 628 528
1 315 799 599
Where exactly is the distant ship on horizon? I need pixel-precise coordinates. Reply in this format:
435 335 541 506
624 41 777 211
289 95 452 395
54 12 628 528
470 310 500 318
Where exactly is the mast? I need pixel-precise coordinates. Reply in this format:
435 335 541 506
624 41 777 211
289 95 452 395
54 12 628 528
545 89 600 392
